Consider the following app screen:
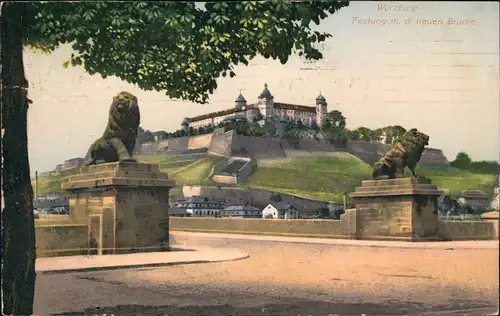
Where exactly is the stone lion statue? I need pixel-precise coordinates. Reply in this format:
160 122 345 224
372 128 430 179
83 91 140 165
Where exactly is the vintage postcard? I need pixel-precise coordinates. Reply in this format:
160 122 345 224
1 1 498 315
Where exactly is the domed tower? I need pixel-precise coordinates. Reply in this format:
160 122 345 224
181 117 190 132
235 92 247 111
315 93 327 128
257 83 274 119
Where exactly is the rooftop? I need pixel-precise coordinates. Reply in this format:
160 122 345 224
259 83 273 99
274 102 316 113
185 83 322 124
169 207 191 216
316 94 327 105
188 104 256 123
223 205 261 212
235 94 247 103
459 190 488 199
183 196 222 204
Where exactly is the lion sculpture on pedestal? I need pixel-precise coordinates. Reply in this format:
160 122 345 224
372 128 430 180
83 91 140 166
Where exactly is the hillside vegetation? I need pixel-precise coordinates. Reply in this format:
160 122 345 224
33 152 219 196
246 155 372 201
245 155 497 202
33 152 497 203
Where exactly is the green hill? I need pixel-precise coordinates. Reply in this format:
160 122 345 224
33 152 220 196
33 152 497 204
169 156 222 185
245 154 497 202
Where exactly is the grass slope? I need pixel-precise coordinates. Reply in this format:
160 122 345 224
246 155 372 202
246 155 497 202
33 152 496 204
169 156 222 185
33 153 221 196
419 164 496 197
33 175 63 196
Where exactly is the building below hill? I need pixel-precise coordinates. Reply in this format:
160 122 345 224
173 196 224 217
457 190 490 212
262 203 300 219
63 157 84 170
181 83 329 131
491 175 499 210
219 205 262 218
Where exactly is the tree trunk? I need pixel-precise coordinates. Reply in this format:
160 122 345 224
1 2 37 315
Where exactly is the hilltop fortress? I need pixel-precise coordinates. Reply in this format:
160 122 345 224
182 83 328 130
140 83 448 167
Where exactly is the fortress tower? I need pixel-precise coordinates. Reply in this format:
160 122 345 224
315 93 327 128
235 92 247 111
181 117 190 132
257 83 274 119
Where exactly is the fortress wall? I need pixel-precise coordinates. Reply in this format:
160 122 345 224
231 135 286 159
346 141 389 164
299 139 338 151
208 129 234 157
418 148 449 165
281 139 338 152
157 140 169 152
212 175 238 185
167 136 190 152
235 158 257 184
211 158 230 174
137 142 160 155
346 140 449 165
137 131 449 166
188 134 213 149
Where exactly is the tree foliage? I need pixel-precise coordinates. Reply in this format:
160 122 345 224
322 110 348 145
137 125 155 143
385 125 406 144
451 152 472 168
24 1 349 103
450 152 500 174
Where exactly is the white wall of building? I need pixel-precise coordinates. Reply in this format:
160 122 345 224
261 204 299 219
492 186 500 210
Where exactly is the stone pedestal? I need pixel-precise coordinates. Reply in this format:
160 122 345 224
349 177 447 241
62 161 175 254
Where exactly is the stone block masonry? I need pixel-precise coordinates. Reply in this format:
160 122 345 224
139 131 449 166
63 161 175 255
350 177 448 241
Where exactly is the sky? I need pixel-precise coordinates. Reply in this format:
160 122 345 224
24 1 499 173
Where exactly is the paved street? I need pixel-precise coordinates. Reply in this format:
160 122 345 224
34 231 499 315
